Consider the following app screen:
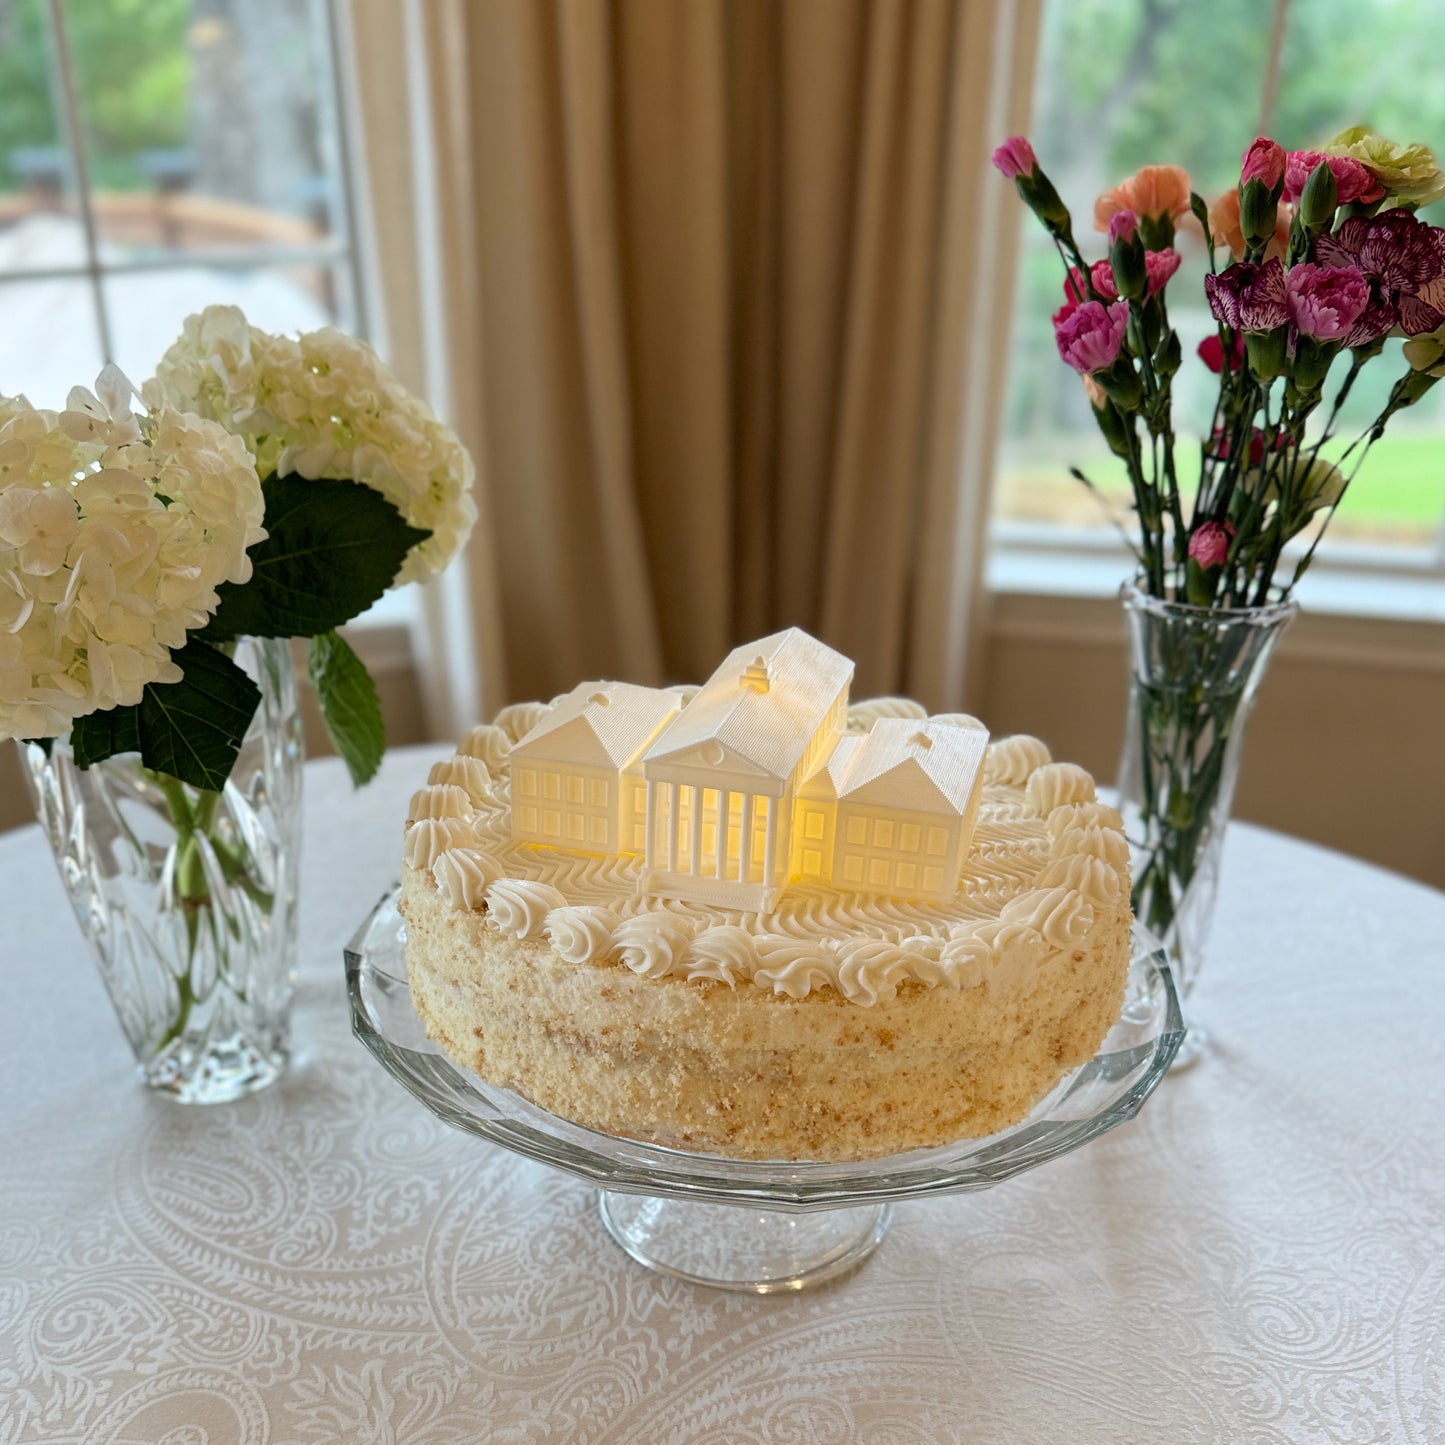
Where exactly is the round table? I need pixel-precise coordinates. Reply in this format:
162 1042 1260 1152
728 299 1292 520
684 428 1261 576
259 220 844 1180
3 745 1442 1443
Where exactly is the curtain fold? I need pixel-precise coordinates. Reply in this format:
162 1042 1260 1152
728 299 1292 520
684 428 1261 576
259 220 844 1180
350 0 1041 717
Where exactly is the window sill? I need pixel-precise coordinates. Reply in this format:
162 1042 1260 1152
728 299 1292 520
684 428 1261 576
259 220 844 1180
988 522 1445 621
985 537 1445 673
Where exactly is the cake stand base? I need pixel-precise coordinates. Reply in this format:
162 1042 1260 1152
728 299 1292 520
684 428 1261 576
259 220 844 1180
597 1191 893 1293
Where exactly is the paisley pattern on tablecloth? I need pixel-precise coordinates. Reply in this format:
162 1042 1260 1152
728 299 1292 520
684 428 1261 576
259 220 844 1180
2 750 1443 1443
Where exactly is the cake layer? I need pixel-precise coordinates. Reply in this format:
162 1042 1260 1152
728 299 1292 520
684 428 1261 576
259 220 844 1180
403 865 1130 1160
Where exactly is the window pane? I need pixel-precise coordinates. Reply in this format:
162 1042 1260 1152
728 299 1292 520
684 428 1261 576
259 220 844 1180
0 276 106 405
0 0 84 274
63 0 347 262
992 0 1445 560
104 262 338 381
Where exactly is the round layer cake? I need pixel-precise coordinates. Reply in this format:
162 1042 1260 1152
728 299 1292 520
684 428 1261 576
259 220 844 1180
400 694 1133 1163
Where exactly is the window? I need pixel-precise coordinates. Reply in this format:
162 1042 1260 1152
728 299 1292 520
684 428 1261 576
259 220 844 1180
804 810 825 840
871 819 894 850
543 772 561 800
591 779 609 806
0 0 362 405
846 816 867 846
518 768 537 797
927 827 949 857
992 0 1445 610
566 776 584 804
900 823 920 853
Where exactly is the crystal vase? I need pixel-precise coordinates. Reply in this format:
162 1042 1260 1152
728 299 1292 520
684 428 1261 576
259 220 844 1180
22 636 303 1103
1117 580 1296 1066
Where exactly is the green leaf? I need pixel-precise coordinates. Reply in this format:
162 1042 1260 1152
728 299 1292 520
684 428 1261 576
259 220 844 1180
70 703 142 768
203 473 430 642
308 630 385 786
134 639 262 791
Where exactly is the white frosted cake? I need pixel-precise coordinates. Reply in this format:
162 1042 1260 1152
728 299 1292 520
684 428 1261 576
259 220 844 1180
400 629 1131 1162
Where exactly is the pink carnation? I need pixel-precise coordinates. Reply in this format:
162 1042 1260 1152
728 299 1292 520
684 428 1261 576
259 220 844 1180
1188 521 1234 570
1053 300 1129 374
992 136 1036 180
1242 137 1286 191
1285 263 1371 341
1283 150 1385 207
1145 249 1182 294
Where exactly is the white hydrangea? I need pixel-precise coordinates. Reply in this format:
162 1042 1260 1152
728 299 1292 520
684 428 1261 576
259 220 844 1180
144 304 476 586
0 366 265 741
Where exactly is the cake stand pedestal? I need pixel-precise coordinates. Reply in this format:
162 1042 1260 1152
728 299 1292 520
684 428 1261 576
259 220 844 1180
597 1193 893 1293
346 891 1182 1293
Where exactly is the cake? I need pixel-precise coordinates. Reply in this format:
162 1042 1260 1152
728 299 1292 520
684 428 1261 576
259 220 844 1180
401 628 1132 1162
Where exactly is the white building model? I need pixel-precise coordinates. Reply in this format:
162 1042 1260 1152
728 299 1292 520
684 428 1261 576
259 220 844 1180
510 627 989 911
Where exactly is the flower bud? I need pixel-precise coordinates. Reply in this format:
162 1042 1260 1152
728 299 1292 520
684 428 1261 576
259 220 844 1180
1096 355 1143 410
1152 328 1183 379
1026 170 1071 232
1299 160 1339 230
1291 334 1340 393
1108 210 1148 300
1238 177 1279 250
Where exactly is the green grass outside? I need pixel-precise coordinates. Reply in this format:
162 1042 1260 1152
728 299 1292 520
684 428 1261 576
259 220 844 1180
1001 429 1445 530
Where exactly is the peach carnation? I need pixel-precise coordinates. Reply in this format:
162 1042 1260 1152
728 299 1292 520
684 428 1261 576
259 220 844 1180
1094 165 1192 232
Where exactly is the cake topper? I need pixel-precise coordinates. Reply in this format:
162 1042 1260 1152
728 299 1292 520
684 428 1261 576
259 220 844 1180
510 628 989 911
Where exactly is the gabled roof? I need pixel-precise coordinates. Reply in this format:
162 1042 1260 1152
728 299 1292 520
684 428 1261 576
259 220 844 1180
643 628 853 782
836 718 989 815
799 733 862 801
511 681 680 770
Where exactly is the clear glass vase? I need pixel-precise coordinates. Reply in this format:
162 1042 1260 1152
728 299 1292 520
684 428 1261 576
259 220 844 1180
22 636 303 1103
1117 580 1296 1065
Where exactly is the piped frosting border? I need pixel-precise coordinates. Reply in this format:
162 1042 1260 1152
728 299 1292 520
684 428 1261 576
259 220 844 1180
403 702 1128 1007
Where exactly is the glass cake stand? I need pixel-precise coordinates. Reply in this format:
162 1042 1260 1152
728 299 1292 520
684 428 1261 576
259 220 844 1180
345 889 1184 1293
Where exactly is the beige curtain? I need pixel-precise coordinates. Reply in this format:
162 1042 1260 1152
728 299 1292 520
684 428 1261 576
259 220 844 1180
348 0 1041 718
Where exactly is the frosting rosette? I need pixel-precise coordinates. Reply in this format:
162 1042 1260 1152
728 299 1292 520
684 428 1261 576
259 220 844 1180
544 905 620 964
485 878 568 938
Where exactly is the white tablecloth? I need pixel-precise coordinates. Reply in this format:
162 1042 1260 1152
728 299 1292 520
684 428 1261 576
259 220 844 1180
2 745 1443 1444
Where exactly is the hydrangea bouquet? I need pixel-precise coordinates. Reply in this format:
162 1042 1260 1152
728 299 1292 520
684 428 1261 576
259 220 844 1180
2 306 474 1096
995 127 1445 990
3 304 475 788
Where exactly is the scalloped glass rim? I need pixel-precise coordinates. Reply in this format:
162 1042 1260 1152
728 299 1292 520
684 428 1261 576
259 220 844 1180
345 887 1184 1211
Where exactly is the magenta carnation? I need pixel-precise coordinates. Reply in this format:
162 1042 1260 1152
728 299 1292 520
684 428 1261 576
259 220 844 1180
1283 151 1384 207
1204 258 1289 332
1285 263 1371 340
1108 208 1139 243
1187 521 1234 570
1242 137 1286 190
992 136 1036 180
1053 300 1129 374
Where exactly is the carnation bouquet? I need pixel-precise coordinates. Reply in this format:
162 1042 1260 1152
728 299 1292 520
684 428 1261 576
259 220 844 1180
994 127 1445 979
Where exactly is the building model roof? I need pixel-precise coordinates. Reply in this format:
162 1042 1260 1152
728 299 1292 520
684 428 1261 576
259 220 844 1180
643 628 853 783
836 717 989 814
511 680 681 771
